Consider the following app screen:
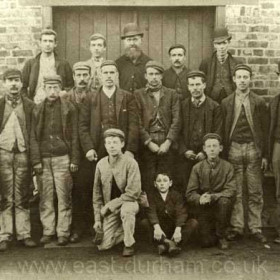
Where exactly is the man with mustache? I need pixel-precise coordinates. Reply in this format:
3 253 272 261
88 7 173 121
163 44 190 100
199 27 239 104
0 69 37 251
221 64 268 243
179 71 222 193
85 33 107 91
63 62 94 243
116 23 151 93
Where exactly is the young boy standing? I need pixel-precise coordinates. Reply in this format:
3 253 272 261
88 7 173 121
146 173 197 256
186 133 236 249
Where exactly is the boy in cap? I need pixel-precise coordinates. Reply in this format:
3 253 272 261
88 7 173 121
135 60 180 193
30 74 79 246
163 44 190 100
22 27 73 103
186 133 236 250
146 172 197 256
92 128 141 257
85 33 107 91
179 70 222 192
269 62 280 244
199 27 240 104
221 64 269 243
0 69 37 251
116 23 151 93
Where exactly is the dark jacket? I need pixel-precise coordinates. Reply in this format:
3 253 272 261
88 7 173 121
134 86 181 146
221 91 269 158
162 66 190 100
30 97 80 166
22 53 74 100
79 87 139 155
115 52 151 93
268 94 280 161
199 51 239 97
186 158 236 206
179 96 222 154
0 96 34 154
147 189 188 227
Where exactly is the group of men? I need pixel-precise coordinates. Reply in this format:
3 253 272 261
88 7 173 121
0 22 280 257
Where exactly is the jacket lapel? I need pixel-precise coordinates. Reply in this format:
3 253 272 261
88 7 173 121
115 88 124 122
60 98 70 137
35 102 45 140
249 92 256 118
0 97 5 131
226 94 235 139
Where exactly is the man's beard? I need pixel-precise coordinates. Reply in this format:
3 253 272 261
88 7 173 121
125 45 142 60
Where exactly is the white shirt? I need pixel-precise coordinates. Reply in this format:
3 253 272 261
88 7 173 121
191 93 206 107
103 86 116 99
160 191 168 201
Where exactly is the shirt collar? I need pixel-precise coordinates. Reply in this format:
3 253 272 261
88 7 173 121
206 157 220 168
235 89 250 102
191 94 206 104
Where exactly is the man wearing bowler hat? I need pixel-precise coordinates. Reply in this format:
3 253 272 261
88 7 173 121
30 74 79 246
135 60 180 193
85 33 107 91
222 64 268 243
199 27 239 104
0 69 37 251
116 23 151 93
163 44 190 100
179 70 222 193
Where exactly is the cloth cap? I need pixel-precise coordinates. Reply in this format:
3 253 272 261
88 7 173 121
89 33 106 42
100 60 118 69
213 27 232 43
233 64 252 75
203 133 222 144
43 74 62 84
121 23 143 39
145 60 164 73
3 68 22 80
186 70 206 80
73 61 91 72
103 128 125 141
168 44 186 55
41 27 57 38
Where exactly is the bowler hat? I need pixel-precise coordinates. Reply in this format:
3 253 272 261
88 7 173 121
203 133 222 144
233 64 252 75
43 74 62 84
121 23 143 39
104 128 125 141
213 27 232 43
3 68 22 80
186 70 206 80
145 60 164 73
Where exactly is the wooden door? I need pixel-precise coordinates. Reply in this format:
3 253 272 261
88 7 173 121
53 6 215 69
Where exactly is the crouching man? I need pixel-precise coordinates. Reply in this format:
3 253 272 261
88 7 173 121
92 128 141 257
186 133 236 249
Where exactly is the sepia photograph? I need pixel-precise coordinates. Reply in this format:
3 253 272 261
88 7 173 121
0 0 280 279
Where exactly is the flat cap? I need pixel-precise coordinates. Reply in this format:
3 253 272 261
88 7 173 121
104 128 125 140
100 60 118 69
186 70 206 80
89 33 106 42
41 27 57 37
276 61 280 75
145 60 164 73
73 61 91 72
213 27 231 43
121 23 143 39
203 133 222 144
233 64 252 75
43 74 62 84
168 44 186 55
3 68 22 80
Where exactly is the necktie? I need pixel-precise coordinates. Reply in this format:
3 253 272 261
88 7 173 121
193 99 201 108
7 95 20 108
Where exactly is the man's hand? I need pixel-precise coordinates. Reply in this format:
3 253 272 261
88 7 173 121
124 151 134 158
93 221 102 231
196 152 206 161
158 139 172 155
154 224 165 241
147 142 160 153
33 163 43 174
70 163 78 173
261 158 268 172
86 149 98 161
184 150 196 160
100 205 110 217
172 227 182 243
199 193 211 205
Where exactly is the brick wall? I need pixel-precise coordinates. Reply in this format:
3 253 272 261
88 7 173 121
0 0 279 97
226 0 280 97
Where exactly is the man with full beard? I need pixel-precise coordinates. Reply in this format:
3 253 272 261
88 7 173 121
116 23 151 93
